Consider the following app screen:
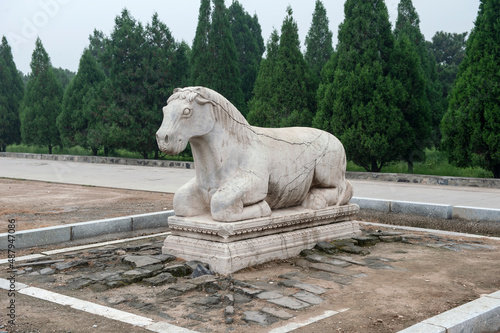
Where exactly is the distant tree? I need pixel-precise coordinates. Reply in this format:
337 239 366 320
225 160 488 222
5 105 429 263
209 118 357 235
441 0 500 178
172 41 191 88
228 1 264 104
19 70 29 86
314 0 406 172
52 67 76 90
0 36 24 151
247 29 280 127
143 12 182 158
20 37 63 154
107 9 154 158
101 9 186 159
305 0 334 80
248 7 315 127
393 0 432 172
206 0 246 113
57 49 106 154
190 0 212 87
429 31 467 117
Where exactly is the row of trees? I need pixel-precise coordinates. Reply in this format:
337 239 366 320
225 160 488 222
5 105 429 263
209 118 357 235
0 0 498 177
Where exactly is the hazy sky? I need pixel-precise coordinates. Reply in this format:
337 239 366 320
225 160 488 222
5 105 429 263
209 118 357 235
1 0 480 74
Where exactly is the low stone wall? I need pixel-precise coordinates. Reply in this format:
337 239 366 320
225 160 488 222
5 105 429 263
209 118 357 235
2 152 500 188
347 171 500 189
0 152 194 169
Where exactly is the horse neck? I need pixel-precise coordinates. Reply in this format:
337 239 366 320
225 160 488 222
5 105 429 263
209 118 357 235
190 122 243 176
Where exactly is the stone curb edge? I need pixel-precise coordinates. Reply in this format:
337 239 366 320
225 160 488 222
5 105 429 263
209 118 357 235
350 197 500 222
2 152 500 189
397 290 500 333
0 211 174 250
1 197 498 250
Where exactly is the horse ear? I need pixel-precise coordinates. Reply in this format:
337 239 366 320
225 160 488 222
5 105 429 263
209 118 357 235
173 88 182 94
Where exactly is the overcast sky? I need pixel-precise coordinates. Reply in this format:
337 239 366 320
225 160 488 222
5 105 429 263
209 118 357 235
1 0 480 74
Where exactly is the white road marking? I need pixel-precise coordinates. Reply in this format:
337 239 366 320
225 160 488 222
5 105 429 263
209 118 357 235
0 278 197 333
269 309 349 333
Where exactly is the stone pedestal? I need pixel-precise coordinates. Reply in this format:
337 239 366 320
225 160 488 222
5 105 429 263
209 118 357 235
163 204 360 275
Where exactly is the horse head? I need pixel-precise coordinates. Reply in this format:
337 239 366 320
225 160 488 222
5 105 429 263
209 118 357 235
156 87 216 155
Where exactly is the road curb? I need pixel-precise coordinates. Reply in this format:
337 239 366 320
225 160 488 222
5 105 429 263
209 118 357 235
2 197 499 250
398 291 500 333
0 211 174 250
351 197 500 222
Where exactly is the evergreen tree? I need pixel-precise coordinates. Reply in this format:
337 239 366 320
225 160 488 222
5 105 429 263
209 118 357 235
172 41 191 88
314 0 406 172
52 67 76 91
441 0 500 178
206 0 246 113
395 0 442 148
429 31 467 121
107 9 156 158
143 12 181 158
0 36 24 151
88 29 110 75
190 0 211 87
247 29 280 127
305 0 334 80
248 7 315 127
20 37 63 154
228 1 264 104
57 49 106 154
393 0 432 172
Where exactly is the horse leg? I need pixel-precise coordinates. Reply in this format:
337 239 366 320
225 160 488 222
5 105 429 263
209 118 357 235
173 177 209 217
210 173 271 222
302 146 353 209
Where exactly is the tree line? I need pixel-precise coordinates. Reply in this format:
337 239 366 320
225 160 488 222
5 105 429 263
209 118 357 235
0 0 498 178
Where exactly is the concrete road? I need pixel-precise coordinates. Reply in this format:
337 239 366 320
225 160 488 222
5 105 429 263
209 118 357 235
1 157 500 209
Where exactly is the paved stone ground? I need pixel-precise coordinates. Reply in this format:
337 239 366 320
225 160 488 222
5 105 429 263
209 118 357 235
2 226 499 333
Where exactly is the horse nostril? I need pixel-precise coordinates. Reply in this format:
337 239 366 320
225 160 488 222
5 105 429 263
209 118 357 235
164 135 168 143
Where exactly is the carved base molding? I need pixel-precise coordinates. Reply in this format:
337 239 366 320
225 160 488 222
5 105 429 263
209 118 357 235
163 205 361 274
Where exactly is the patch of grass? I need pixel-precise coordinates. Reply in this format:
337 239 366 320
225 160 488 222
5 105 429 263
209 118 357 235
346 149 494 178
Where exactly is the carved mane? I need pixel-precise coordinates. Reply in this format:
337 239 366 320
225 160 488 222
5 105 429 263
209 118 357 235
167 86 252 144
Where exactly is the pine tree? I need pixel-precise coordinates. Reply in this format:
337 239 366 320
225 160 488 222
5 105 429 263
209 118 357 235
248 6 315 127
429 31 467 125
441 0 500 178
190 0 212 87
20 37 63 154
393 0 432 172
305 0 334 79
314 0 406 172
143 12 180 158
207 0 246 113
228 1 264 104
106 9 152 157
57 49 106 154
0 36 24 151
247 29 280 127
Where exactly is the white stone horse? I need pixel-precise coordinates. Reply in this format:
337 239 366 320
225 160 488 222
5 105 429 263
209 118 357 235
156 86 352 222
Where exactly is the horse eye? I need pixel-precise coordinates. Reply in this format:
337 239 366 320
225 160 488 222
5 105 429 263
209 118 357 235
182 108 192 116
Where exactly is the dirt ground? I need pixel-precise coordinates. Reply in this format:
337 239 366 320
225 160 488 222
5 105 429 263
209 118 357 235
0 178 173 231
1 180 500 333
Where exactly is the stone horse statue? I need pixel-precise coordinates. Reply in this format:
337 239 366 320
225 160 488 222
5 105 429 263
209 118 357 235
156 86 353 222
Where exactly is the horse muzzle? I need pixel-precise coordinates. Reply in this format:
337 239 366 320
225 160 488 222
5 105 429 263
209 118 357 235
156 131 186 156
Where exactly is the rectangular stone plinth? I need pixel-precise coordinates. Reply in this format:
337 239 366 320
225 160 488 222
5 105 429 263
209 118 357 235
163 205 360 274
163 221 360 275
168 204 359 243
